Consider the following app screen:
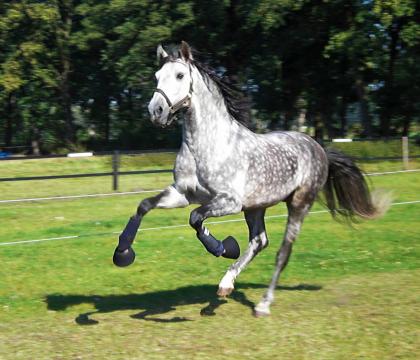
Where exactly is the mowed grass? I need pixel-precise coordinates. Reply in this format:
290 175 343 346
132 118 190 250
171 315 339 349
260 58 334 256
0 157 419 359
0 152 176 200
325 138 420 158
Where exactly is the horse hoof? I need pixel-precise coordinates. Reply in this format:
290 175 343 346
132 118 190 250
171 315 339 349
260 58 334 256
217 287 233 297
253 305 271 317
221 236 240 259
253 309 270 318
113 246 136 267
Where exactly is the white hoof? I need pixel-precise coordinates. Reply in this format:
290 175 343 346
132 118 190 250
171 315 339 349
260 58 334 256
254 302 271 317
217 287 234 297
218 273 235 296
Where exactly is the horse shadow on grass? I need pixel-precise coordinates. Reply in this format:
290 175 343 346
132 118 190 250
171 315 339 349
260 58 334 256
45 283 322 325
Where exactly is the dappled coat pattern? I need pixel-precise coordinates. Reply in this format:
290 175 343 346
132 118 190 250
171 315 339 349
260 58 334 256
113 42 388 316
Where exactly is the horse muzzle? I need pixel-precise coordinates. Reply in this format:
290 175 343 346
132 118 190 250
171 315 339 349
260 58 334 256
150 113 175 128
148 99 175 128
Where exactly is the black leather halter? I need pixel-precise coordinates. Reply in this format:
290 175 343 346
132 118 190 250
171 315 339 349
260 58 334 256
154 63 193 116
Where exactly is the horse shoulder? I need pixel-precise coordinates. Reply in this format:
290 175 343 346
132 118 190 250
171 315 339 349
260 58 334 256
173 144 197 191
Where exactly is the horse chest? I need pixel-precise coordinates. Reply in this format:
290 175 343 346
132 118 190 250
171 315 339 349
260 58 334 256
174 149 246 201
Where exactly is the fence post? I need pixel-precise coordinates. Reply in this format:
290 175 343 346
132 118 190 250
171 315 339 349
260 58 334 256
112 150 120 191
402 136 409 169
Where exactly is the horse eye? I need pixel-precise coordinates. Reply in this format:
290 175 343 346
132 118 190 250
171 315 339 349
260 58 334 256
176 73 184 80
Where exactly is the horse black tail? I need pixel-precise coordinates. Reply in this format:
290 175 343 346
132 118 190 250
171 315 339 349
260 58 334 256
323 148 390 223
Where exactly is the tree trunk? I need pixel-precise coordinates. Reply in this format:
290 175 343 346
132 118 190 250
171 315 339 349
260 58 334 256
225 0 240 74
355 78 372 137
283 110 294 131
380 19 402 136
313 112 324 144
60 79 74 143
402 116 410 136
91 94 111 144
339 96 347 137
30 127 41 155
4 93 15 147
56 0 75 144
104 98 110 142
326 112 334 139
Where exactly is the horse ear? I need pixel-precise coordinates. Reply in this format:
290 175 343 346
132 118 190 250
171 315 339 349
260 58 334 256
157 44 168 63
180 41 193 61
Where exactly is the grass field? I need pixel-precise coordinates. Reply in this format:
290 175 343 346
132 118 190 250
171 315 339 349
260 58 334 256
0 149 419 200
0 154 419 359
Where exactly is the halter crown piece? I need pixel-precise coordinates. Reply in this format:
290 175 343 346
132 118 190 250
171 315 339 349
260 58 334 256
154 61 193 118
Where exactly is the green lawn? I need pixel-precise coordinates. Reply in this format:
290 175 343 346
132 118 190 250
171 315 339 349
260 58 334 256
0 157 419 359
325 138 420 158
0 153 176 200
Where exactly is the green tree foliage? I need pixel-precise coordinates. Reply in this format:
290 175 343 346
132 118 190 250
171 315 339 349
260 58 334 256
0 0 418 153
0 1 78 152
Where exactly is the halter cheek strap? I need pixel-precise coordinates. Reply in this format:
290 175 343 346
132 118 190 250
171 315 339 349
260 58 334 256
154 65 193 116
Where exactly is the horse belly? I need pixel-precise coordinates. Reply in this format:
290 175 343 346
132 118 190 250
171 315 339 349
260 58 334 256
241 138 302 208
242 174 299 209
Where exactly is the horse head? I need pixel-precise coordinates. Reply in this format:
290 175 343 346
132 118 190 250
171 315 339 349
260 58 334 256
148 41 194 127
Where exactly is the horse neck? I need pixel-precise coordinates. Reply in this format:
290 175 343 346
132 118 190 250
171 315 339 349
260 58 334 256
183 67 240 154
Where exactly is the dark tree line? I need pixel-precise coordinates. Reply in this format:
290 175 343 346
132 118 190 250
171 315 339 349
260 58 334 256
0 0 419 154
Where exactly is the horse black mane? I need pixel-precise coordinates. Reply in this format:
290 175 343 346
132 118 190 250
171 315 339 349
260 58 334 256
162 44 251 126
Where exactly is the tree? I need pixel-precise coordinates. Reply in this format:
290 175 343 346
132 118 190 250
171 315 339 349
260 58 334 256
1 0 418 153
373 0 420 136
0 1 77 152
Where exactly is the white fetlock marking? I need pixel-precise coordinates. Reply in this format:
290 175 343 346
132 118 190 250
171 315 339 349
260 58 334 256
218 272 235 291
259 231 269 249
203 227 210 236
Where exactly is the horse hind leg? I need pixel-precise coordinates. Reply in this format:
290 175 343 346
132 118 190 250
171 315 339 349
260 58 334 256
254 187 316 317
217 209 268 297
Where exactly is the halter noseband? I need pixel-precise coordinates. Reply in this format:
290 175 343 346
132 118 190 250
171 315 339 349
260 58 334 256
154 62 193 117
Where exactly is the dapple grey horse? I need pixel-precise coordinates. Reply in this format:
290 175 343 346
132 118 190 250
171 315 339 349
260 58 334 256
113 41 388 316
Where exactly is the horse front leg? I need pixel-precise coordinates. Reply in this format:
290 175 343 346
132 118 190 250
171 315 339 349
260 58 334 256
113 185 189 267
189 193 242 259
217 209 268 297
